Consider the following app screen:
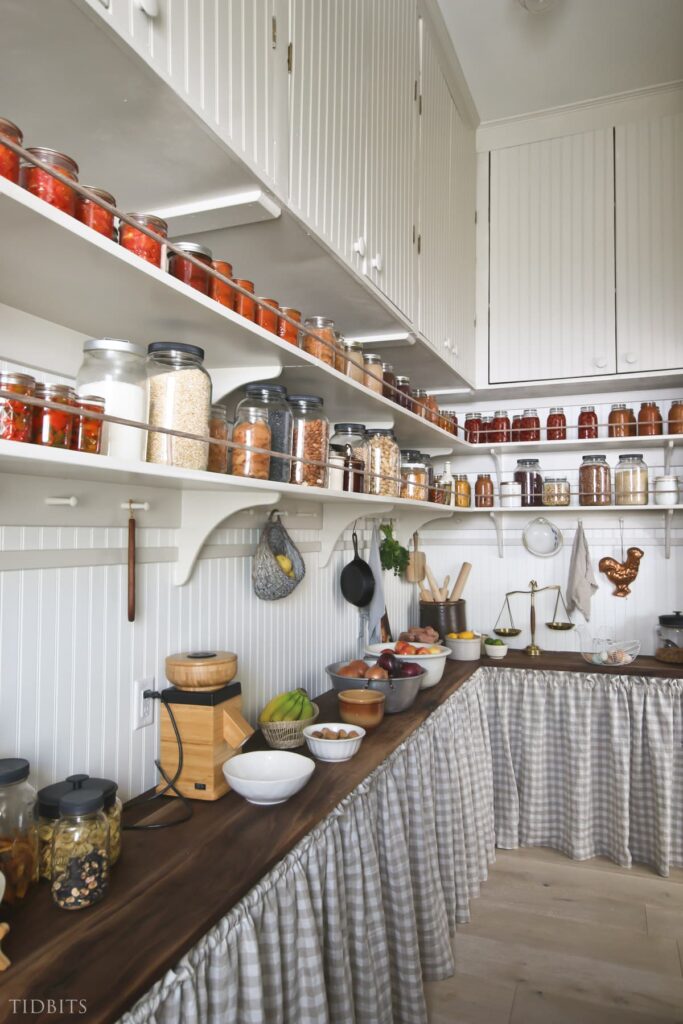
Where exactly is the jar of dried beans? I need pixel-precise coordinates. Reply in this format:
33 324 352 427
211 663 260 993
242 383 292 483
365 428 400 497
76 186 116 239
146 343 211 470
302 316 337 367
21 147 79 216
289 394 329 488
51 789 109 911
119 213 168 267
168 241 213 295
33 383 77 448
0 117 22 183
231 403 271 480
579 454 611 506
209 259 235 309
38 774 121 882
514 458 544 507
71 395 105 454
0 758 38 904
542 478 570 506
208 404 230 474
0 370 35 443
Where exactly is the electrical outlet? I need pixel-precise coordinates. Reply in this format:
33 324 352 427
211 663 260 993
132 677 155 731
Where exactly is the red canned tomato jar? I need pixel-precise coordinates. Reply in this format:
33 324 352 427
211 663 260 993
76 186 116 239
546 407 567 441
0 371 35 443
71 396 105 455
520 408 541 442
0 117 23 183
464 412 483 444
119 213 168 267
168 241 213 294
21 148 79 216
233 279 256 321
210 259 235 309
490 410 511 444
256 298 279 334
278 308 301 346
578 405 599 440
32 383 77 448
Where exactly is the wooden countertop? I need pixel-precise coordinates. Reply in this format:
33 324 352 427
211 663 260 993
1 651 680 1023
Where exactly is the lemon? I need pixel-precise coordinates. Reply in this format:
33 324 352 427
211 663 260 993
276 554 293 574
446 632 458 639
459 631 475 639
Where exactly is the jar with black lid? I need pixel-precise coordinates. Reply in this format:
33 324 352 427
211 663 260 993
38 773 121 880
51 789 109 910
0 758 39 904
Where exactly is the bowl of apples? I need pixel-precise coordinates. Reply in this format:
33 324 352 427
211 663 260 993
364 640 449 689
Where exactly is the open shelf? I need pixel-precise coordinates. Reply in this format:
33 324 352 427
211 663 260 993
482 435 683 457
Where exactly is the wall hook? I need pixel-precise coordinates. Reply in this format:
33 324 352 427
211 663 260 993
45 497 78 507
120 501 150 512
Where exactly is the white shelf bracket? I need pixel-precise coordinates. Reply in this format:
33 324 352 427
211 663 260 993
175 489 281 585
209 365 283 405
319 502 394 567
489 447 503 487
489 511 504 558
393 508 454 545
664 440 674 475
664 508 674 560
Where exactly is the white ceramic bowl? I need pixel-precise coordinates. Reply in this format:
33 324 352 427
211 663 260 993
484 642 508 660
364 642 449 689
303 723 366 762
223 750 315 806
444 636 482 662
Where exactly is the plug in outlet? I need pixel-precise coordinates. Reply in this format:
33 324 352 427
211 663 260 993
132 677 155 731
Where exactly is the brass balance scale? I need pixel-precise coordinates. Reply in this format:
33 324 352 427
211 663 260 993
493 580 574 656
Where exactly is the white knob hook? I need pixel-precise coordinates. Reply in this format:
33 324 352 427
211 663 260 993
353 236 366 258
371 253 384 272
45 497 78 507
134 0 160 17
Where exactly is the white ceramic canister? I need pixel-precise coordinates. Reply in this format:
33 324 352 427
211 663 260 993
654 475 679 506
500 481 522 507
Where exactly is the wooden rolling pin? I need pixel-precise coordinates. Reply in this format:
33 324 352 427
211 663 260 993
449 562 472 602
424 564 442 603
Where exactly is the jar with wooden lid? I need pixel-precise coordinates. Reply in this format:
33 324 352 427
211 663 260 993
543 477 570 507
578 406 599 440
119 213 168 267
0 370 35 443
475 474 494 508
366 428 400 497
255 298 280 334
209 259 235 309
400 450 428 501
232 392 272 480
667 401 683 435
32 383 77 448
454 474 471 508
638 401 663 436
208 404 230 473
51 789 109 911
546 407 567 441
514 458 543 507
412 388 429 418
76 186 116 239
21 147 79 216
302 316 336 366
146 343 211 470
0 117 22 183
579 454 611 506
363 353 384 394
608 403 636 438
0 758 38 904
233 279 256 321
278 308 301 346
394 376 412 410
615 454 648 506
289 394 329 488
169 242 213 295
381 363 397 400
342 340 365 384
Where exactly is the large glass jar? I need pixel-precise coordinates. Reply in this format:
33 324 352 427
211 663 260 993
289 395 329 488
71 395 105 454
400 450 428 501
231 404 271 480
168 241 213 295
475 474 494 508
579 454 611 506
242 383 293 483
514 458 543 507
21 147 79 216
0 758 38 904
0 117 22 183
208 404 230 474
342 341 365 384
233 279 256 321
51 790 109 911
520 409 540 442
331 423 368 485
465 412 483 444
209 259 234 309
278 307 301 346
638 401 663 436
32 383 77 448
411 388 428 419
366 428 400 497
455 474 471 508
76 186 116 239
394 376 413 410
0 370 35 443
146 343 211 470
608 403 636 438
546 407 567 441
382 363 397 400
490 410 511 443
76 338 147 461
119 213 168 267
38 774 121 881
256 298 280 334
668 401 683 435
302 316 337 367
615 453 648 506
424 394 440 425
578 406 599 439
363 353 383 395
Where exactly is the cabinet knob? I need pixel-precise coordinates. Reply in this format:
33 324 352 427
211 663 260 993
135 0 160 18
593 356 607 369
624 352 638 365
353 236 366 257
371 253 384 273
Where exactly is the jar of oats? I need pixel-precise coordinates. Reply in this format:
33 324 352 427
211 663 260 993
366 428 400 497
288 395 329 488
146 343 211 470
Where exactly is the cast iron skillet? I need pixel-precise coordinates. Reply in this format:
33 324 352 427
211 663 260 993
340 530 375 608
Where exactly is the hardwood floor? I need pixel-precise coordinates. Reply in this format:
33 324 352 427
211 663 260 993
424 848 683 1024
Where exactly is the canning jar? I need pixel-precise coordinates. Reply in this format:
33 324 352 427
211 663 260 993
51 789 109 911
365 428 400 497
382 363 397 401
546 407 567 441
511 414 522 442
0 370 35 443
289 395 329 488
500 481 522 507
169 241 213 295
119 213 168 267
0 117 22 183
334 333 346 374
146 343 211 470
615 453 648 506
668 401 683 435
328 447 364 492
475 473 494 508
578 406 598 439
33 383 77 448
0 758 38 904
242 383 293 483
608 403 636 438
514 458 543 507
331 424 367 476
411 388 428 418
543 477 571 506
432 473 451 506
256 298 280 334
233 279 256 321
638 401 663 436
481 416 493 443
71 396 105 454
363 353 384 395
341 340 365 384
579 454 611 506
208 404 230 474
209 259 234 309
278 308 301 347
425 394 440 425
76 338 147 461
302 316 337 367
21 147 79 216
231 402 271 481
453 474 470 508
488 410 510 444
38 774 121 881
520 409 541 442
400 450 428 501
394 376 413 410
76 186 116 239
654 476 679 506
445 412 458 436
465 412 483 444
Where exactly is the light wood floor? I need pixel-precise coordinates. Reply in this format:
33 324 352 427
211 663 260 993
424 847 683 1024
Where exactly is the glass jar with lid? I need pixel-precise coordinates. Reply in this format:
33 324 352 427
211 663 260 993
638 401 663 436
331 423 368 483
233 279 256 321
608 403 636 438
0 117 23 183
71 395 106 454
119 213 168 267
382 363 397 400
579 454 611 506
208 404 230 474
513 458 543 507
0 758 38 904
511 413 522 441
242 384 293 484
546 407 567 441
490 410 511 443
256 298 280 335
615 454 648 506
400 450 428 501
481 416 493 444
543 478 571 506
76 186 116 239
658 610 683 649
412 388 429 419
465 412 483 444
341 340 365 383
520 409 540 442
668 401 683 435
38 773 121 881
455 474 471 508
146 342 211 470
51 789 109 911
363 353 384 394
32 383 77 448
578 406 599 439
394 376 412 410
424 394 440 425
168 241 213 295
475 474 494 508
0 370 35 443
232 393 272 480
276 307 301 346
302 316 337 367
366 428 400 497
21 147 79 216
76 338 147 461
209 259 235 309
289 395 329 488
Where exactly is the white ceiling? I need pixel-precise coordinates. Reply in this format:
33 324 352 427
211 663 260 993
437 0 683 123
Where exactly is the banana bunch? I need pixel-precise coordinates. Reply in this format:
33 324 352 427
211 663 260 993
259 688 315 723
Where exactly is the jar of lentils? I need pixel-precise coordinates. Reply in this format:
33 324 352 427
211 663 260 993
366 428 400 497
289 395 329 488
146 343 211 470
543 477 571 506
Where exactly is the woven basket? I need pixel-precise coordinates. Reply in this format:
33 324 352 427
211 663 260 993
260 703 319 749
252 511 306 601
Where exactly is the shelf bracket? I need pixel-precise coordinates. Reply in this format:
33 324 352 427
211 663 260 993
209 365 282 405
175 489 281 585
664 508 674 560
489 447 503 489
319 502 394 567
489 511 504 558
664 440 674 475
393 508 454 546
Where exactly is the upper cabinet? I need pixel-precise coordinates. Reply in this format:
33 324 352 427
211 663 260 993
488 129 616 384
615 112 683 374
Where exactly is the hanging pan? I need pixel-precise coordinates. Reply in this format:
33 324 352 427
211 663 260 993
340 529 375 608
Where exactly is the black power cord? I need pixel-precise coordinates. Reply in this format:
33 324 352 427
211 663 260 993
123 691 193 831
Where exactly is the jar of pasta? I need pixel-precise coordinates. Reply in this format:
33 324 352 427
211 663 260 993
289 395 329 488
146 343 211 470
21 147 79 216
232 397 272 480
579 454 611 506
0 117 22 183
0 370 35 443
302 316 337 367
38 774 121 881
400 450 428 501
615 453 648 506
366 429 400 497
208 404 230 473
0 758 38 904
542 477 571 506
363 353 383 394
51 790 109 911
33 383 77 448
119 213 168 267
76 186 116 239
168 242 213 295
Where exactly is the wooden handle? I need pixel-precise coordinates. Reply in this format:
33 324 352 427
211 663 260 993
128 516 136 623
413 531 419 554
419 586 433 603
441 575 450 602
424 564 442 603
449 562 472 602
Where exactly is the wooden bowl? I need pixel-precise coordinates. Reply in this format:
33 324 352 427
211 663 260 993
338 689 385 731
165 651 238 691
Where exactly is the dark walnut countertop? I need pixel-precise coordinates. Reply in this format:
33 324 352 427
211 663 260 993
1 651 680 1023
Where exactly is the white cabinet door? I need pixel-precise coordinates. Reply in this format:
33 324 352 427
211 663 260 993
488 129 616 384
615 112 683 373
447 104 476 383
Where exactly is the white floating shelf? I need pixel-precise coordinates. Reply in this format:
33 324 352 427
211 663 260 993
476 435 683 458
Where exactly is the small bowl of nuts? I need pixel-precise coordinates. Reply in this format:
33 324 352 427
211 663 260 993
303 723 366 762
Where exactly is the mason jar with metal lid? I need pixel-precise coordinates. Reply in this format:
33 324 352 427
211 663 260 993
615 453 648 506
76 339 148 461
579 454 611 506
0 116 23 183
32 383 77 448
76 186 117 239
302 316 337 367
363 353 383 394
342 339 365 383
119 212 168 267
168 241 213 295
208 404 230 474
0 370 35 443
21 146 79 216
146 342 211 470
400 449 428 501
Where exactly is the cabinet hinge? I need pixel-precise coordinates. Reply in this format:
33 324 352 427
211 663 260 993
287 42 293 73
272 16 277 48
417 233 422 255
